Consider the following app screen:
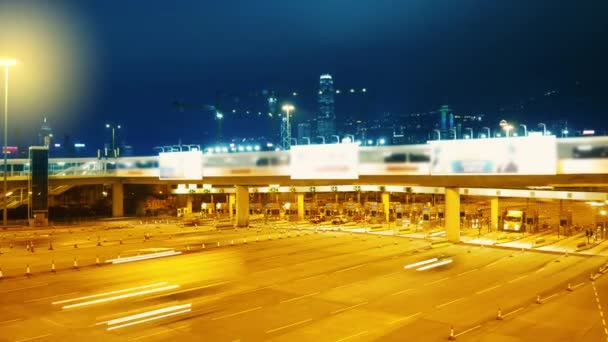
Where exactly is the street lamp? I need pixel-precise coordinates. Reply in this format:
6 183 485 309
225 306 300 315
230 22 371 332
465 128 473 139
448 128 457 140
377 138 386 145
316 136 326 144
344 134 355 143
481 127 491 138
538 123 547 136
1 59 17 227
105 123 121 158
432 129 441 140
302 137 311 145
331 135 340 144
520 124 527 136
281 104 294 150
562 129 569 138
215 112 223 142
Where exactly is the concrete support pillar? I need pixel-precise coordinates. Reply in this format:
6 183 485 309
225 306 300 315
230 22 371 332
112 183 124 217
490 197 499 232
235 186 249 227
186 195 193 214
445 188 460 242
382 192 390 223
297 193 305 221
229 193 236 219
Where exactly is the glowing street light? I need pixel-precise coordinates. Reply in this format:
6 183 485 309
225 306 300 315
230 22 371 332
499 120 513 137
1 59 17 227
520 124 527 136
481 127 491 138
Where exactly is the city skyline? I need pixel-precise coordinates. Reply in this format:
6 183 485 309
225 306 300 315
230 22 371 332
0 1 606 153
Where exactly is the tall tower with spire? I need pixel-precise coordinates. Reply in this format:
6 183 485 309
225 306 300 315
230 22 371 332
38 117 53 146
317 74 336 139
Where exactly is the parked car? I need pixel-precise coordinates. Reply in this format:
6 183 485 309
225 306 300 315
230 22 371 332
332 215 348 224
310 215 325 224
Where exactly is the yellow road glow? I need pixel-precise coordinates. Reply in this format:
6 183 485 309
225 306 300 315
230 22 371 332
416 259 453 271
107 304 192 326
404 258 438 269
106 250 181 264
62 285 179 309
107 309 191 331
52 282 168 305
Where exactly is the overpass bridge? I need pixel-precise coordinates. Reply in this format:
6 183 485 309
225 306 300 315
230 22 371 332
3 136 608 241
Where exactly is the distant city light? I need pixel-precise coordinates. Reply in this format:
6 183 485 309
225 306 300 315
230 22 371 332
335 90 341 94
367 139 373 145
583 130 595 135
214 147 221 153
355 140 362 146
266 142 274 147
349 88 355 93
74 143 85 148
378 138 386 145
292 92 297 96
254 145 260 151
238 146 244 152
54 143 61 147
246 145 252 151
361 88 366 92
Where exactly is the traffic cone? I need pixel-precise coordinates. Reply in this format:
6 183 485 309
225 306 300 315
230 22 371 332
268 235 272 240
48 241 54 250
567 283 573 291
0 267 3 279
26 264 31 276
244 238 247 244
256 236 259 242
74 243 78 248
448 325 456 340
231 240 234 245
73 258 78 269
497 307 503 320
51 261 56 273
187 245 190 251
96 256 100 265
119 238 123 244
202 243 205 249
536 294 542 304
217 241 220 247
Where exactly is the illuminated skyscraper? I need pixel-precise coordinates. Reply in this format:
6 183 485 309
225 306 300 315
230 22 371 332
38 117 53 146
317 74 336 138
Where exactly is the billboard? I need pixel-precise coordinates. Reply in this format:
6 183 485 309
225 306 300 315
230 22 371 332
290 144 359 179
159 151 203 180
430 136 557 175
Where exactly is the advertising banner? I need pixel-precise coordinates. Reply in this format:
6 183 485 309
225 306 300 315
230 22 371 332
290 144 359 179
159 151 203 180
430 136 557 175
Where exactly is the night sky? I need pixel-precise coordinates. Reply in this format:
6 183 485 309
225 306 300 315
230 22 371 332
1 1 606 152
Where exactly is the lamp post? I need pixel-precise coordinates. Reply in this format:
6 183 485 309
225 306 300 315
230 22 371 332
448 128 457 140
465 128 473 139
331 135 340 144
481 127 491 138
105 123 121 158
520 124 527 137
344 134 355 143
432 129 441 140
2 60 17 227
302 137 311 145
538 123 547 136
281 104 294 150
316 136 326 144
215 112 223 142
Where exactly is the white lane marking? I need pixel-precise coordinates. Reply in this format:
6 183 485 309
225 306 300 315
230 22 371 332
281 292 320 304
484 259 503 268
331 301 368 314
15 334 53 342
436 297 465 309
53 282 168 304
24 292 79 303
388 312 422 325
0 318 23 325
211 306 263 320
390 289 412 296
332 282 358 290
235 285 273 295
335 330 368 342
381 271 401 277
543 293 559 302
508 275 528 283
535 266 546 273
475 284 502 295
334 264 365 273
457 269 478 277
266 318 313 334
572 282 585 290
416 259 453 271
503 307 524 318
297 274 326 282
455 324 482 337
425 277 450 286
0 284 48 293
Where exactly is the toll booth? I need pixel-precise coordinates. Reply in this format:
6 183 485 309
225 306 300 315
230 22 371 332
200 202 214 218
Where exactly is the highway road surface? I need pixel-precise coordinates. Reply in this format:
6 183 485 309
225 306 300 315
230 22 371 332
0 224 607 341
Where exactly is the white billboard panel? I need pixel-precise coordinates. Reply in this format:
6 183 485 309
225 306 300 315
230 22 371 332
290 144 359 179
430 136 557 175
159 151 203 180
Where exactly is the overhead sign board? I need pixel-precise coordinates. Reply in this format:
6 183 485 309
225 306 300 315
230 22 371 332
159 151 203 180
290 144 359 179
430 136 557 175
